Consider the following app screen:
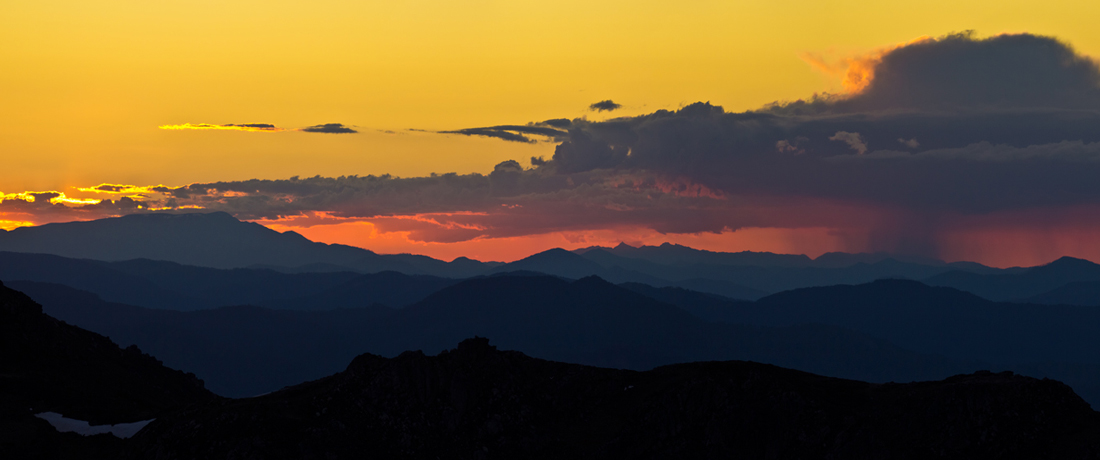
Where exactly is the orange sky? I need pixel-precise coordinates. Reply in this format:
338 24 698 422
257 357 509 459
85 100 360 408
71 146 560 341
5 1 1100 267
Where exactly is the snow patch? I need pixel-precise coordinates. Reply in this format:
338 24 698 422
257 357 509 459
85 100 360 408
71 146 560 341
34 412 153 439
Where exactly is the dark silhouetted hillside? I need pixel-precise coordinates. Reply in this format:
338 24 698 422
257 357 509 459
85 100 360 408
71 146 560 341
0 281 215 459
124 338 1100 460
8 281 396 397
750 279 1100 406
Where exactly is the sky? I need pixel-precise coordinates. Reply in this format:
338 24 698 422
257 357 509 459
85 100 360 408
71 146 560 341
5 0 1100 267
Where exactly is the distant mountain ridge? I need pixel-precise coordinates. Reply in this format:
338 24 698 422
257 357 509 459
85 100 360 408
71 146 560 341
925 256 1100 302
0 252 456 311
6 212 1100 304
0 212 496 278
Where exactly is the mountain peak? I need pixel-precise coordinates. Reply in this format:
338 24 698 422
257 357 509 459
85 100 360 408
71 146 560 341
1033 256 1100 275
1047 256 1098 267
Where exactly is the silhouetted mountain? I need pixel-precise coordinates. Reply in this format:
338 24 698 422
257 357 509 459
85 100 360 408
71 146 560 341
575 245 1004 295
576 242 1006 273
261 271 461 310
0 252 203 310
616 282 754 322
747 279 1100 406
17 275 970 398
664 258 971 293
375 275 965 382
0 252 458 311
0 281 215 459
8 280 396 397
925 256 1100 301
666 277 769 300
124 338 1100 459
0 212 491 277
488 248 671 285
577 248 768 299
501 247 858 300
809 251 976 268
1028 280 1100 306
575 242 814 267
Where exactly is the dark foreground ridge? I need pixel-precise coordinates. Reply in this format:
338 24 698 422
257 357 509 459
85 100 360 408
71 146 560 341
0 281 215 459
126 338 1100 460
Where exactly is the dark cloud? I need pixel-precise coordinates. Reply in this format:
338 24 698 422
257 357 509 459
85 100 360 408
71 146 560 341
300 123 357 134
159 123 285 132
839 32 1100 112
589 100 622 112
440 124 568 143
226 123 278 129
540 118 573 128
160 122 357 133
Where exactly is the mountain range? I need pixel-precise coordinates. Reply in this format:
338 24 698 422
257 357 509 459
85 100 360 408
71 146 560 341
124 338 1100 460
6 211 1100 457
5 212 1100 305
11 275 969 398
4 279 1099 458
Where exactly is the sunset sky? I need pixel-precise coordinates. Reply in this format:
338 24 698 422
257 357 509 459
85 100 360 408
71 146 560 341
5 0 1100 267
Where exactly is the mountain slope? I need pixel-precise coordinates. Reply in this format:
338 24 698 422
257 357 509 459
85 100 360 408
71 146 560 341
752 279 1100 363
1028 280 1100 306
0 281 215 459
7 281 396 397
0 212 490 277
924 256 1100 301
124 338 1100 459
576 242 814 267
0 252 458 311
16 275 969 398
0 252 204 310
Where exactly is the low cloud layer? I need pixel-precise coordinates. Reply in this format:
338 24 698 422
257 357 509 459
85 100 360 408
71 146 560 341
14 32 1100 260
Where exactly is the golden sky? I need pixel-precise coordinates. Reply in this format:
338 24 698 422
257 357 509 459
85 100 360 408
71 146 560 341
4 0 1098 190
5 1 1100 266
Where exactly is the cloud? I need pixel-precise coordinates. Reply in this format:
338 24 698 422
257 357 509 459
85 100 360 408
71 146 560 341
158 123 284 132
300 123 357 134
832 32 1100 111
439 124 568 143
159 122 359 133
898 138 920 148
589 100 622 112
828 131 867 154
